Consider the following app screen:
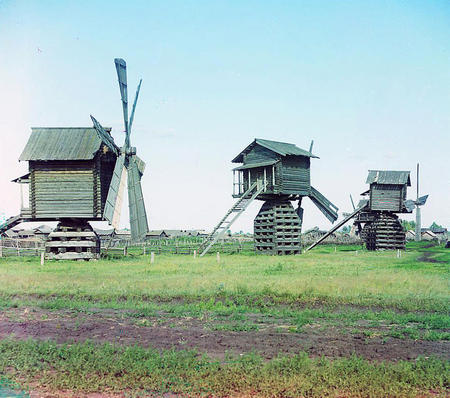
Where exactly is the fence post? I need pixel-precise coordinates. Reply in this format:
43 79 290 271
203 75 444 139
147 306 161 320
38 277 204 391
216 252 220 264
0 239 2 258
143 246 146 256
193 250 197 259
150 252 155 264
40 252 45 266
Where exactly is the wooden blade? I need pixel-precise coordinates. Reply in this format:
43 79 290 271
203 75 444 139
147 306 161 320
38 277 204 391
308 186 339 223
103 154 127 228
90 115 118 156
129 79 142 134
127 156 149 241
114 58 129 147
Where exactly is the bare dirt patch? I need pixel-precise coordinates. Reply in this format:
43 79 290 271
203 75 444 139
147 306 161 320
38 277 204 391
0 308 448 362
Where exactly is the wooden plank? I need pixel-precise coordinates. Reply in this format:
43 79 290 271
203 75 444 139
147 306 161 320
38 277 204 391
46 241 97 247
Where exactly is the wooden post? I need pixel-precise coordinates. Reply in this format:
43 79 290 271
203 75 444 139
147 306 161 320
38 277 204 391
216 252 220 264
193 250 197 258
150 252 155 264
0 239 2 258
263 167 267 190
40 252 44 266
143 246 146 255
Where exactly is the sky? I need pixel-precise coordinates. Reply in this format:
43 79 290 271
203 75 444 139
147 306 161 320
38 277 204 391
0 0 449 233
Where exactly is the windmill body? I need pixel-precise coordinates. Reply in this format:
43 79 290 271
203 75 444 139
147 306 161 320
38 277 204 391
199 139 338 256
0 59 149 260
354 170 413 250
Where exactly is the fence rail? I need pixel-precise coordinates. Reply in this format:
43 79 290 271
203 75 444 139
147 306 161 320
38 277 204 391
0 234 362 258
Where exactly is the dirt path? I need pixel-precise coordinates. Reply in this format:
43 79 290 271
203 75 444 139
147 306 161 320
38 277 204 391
1 308 448 362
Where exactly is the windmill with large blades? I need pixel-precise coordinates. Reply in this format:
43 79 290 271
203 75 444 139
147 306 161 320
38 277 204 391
91 58 149 242
0 58 149 259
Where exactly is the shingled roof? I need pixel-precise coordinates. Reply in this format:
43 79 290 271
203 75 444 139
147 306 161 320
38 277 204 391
366 170 411 186
232 138 318 163
19 127 116 161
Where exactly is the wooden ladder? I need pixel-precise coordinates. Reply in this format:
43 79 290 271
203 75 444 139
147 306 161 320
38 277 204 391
0 215 25 236
199 180 266 257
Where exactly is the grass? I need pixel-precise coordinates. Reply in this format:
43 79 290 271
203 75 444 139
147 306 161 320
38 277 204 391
0 242 448 396
1 339 448 397
0 243 448 312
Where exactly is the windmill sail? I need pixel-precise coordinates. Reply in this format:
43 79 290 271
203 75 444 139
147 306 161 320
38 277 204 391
416 195 428 206
90 115 118 156
114 58 129 145
127 156 149 240
103 154 127 228
129 79 142 133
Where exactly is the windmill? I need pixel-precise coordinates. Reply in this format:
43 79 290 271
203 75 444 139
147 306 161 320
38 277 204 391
306 169 422 252
0 58 149 260
90 58 149 242
199 138 339 256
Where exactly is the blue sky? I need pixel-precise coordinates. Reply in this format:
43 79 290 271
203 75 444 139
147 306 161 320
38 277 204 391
0 0 449 231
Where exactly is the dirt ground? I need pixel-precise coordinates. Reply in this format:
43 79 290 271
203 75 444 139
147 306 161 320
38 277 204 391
1 307 448 362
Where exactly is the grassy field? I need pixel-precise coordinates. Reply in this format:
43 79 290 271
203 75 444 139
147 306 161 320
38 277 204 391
0 242 448 397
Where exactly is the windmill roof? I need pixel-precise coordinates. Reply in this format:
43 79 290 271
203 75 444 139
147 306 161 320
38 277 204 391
19 127 114 161
366 170 411 186
232 138 318 163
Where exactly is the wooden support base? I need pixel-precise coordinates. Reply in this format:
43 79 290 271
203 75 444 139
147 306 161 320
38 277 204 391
364 213 405 250
45 220 100 260
254 199 302 255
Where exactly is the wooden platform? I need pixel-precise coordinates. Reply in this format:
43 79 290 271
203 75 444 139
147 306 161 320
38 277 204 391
254 199 302 255
45 220 100 260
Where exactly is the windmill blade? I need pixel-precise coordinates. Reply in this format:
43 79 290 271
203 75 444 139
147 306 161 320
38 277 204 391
103 154 127 228
416 194 429 206
127 156 149 241
90 115 118 156
114 58 129 146
404 199 415 213
129 79 142 134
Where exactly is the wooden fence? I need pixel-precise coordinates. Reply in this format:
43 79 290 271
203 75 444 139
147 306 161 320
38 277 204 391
102 239 253 256
0 234 361 258
0 238 45 257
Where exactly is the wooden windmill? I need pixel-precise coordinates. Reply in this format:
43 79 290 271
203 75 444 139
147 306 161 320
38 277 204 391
199 139 338 256
305 169 424 252
0 59 149 260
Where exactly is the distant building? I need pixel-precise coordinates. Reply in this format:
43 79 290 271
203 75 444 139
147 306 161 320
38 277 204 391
429 226 448 242
34 225 53 240
405 230 416 241
146 230 169 239
421 230 437 241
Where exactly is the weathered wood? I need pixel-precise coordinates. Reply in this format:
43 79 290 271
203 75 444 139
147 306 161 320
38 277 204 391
254 199 302 255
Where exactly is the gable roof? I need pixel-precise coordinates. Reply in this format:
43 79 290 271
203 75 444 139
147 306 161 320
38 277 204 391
366 170 411 186
232 138 318 163
19 127 116 161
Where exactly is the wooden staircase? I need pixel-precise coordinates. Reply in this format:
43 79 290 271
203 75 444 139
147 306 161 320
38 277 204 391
199 180 267 257
0 215 26 236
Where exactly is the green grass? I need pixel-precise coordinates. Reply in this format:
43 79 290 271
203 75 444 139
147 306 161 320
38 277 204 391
1 339 448 398
0 242 448 396
0 243 448 312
